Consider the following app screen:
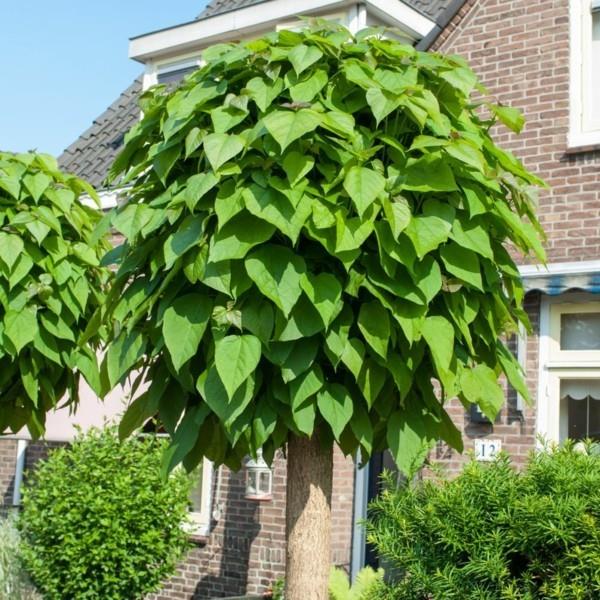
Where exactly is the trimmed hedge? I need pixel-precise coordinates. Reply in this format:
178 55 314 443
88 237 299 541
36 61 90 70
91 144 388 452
367 442 600 600
19 428 192 600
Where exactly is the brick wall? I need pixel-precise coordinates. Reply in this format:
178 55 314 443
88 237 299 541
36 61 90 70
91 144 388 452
152 448 355 599
427 0 600 472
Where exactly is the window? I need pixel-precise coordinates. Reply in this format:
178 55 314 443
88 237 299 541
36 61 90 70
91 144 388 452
569 1 600 147
539 295 600 443
143 56 202 91
184 458 213 537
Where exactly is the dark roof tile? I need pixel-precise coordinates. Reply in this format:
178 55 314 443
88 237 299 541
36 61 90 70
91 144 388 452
197 0 456 22
58 77 142 189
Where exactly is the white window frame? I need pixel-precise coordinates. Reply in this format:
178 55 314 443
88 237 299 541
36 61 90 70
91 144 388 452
183 457 213 537
569 0 600 148
143 53 203 90
537 293 600 443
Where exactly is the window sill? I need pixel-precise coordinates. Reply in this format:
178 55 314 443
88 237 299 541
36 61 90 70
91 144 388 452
188 533 209 545
565 143 600 155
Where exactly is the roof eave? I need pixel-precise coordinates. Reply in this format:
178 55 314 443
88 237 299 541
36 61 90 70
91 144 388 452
129 0 436 63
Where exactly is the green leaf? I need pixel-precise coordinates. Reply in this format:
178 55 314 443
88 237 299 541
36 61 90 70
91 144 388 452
497 341 530 403
402 154 458 192
262 109 322 152
112 204 154 240
289 69 328 103
289 365 324 411
162 294 212 372
388 406 436 478
366 87 402 124
282 151 314 186
450 219 494 260
357 359 387 409
382 196 411 239
357 301 389 359
460 364 505 421
440 244 483 290
245 245 306 317
245 76 284 113
185 172 219 211
163 215 204 269
23 172 51 202
242 184 311 244
209 212 275 262
4 307 38 353
490 104 525 134
317 383 353 441
153 145 180 185
214 334 262 399
421 316 454 375
0 233 24 270
105 331 146 388
288 43 323 75
343 166 386 217
197 365 255 425
341 338 365 380
203 133 244 171
405 199 455 259
300 272 342 328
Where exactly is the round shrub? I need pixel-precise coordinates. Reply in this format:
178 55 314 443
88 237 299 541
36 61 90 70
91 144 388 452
367 442 600 600
19 428 192 600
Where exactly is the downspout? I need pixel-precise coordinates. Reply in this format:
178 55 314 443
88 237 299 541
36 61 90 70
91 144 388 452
350 455 370 581
12 439 28 506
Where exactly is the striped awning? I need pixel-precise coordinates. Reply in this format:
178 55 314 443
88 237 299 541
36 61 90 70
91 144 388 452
519 262 600 296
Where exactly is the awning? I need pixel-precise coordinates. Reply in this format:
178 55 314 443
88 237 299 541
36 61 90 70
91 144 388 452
519 261 600 296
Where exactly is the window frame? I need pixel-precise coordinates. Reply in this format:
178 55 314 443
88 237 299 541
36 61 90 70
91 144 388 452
569 0 600 148
538 293 600 443
182 457 214 538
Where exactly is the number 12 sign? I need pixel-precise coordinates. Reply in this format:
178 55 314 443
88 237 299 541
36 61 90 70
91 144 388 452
474 439 502 462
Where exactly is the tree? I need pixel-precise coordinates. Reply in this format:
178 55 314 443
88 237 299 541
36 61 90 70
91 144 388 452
0 152 110 437
100 23 544 599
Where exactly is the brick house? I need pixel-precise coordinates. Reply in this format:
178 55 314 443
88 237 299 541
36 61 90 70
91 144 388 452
2 0 600 597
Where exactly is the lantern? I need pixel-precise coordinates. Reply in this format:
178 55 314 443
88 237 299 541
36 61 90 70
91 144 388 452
245 449 273 501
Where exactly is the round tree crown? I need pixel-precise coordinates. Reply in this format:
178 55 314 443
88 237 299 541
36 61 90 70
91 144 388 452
105 23 545 474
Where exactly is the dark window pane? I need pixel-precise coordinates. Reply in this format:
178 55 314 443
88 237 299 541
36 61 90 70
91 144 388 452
567 396 588 441
589 397 600 441
157 66 197 86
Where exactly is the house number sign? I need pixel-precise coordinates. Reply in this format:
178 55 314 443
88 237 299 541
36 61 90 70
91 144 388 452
474 439 502 462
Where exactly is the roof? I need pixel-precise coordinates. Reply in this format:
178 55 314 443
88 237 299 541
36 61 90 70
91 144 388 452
198 0 457 22
58 77 142 189
60 1 466 189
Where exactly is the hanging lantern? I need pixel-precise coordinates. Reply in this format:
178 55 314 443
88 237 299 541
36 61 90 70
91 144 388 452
245 449 273 501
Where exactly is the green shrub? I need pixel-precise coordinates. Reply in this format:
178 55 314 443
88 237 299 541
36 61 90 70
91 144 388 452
0 514 41 600
367 442 600 600
329 566 384 600
19 428 192 600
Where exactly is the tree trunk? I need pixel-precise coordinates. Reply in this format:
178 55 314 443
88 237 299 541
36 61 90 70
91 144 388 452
285 432 333 600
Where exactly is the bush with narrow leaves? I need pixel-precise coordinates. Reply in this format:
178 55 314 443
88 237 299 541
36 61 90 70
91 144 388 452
19 428 192 600
100 22 544 476
0 152 111 437
367 442 600 599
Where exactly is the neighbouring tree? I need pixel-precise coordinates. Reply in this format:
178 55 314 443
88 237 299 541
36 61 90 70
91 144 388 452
100 23 545 599
0 152 110 437
366 443 600 600
19 427 192 600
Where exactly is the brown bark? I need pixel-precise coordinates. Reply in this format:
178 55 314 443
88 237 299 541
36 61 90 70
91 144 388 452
285 432 333 600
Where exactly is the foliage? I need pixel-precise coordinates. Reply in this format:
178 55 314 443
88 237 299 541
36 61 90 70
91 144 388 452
101 22 544 474
0 152 111 437
366 442 600 599
329 566 384 600
19 427 192 600
0 514 41 600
